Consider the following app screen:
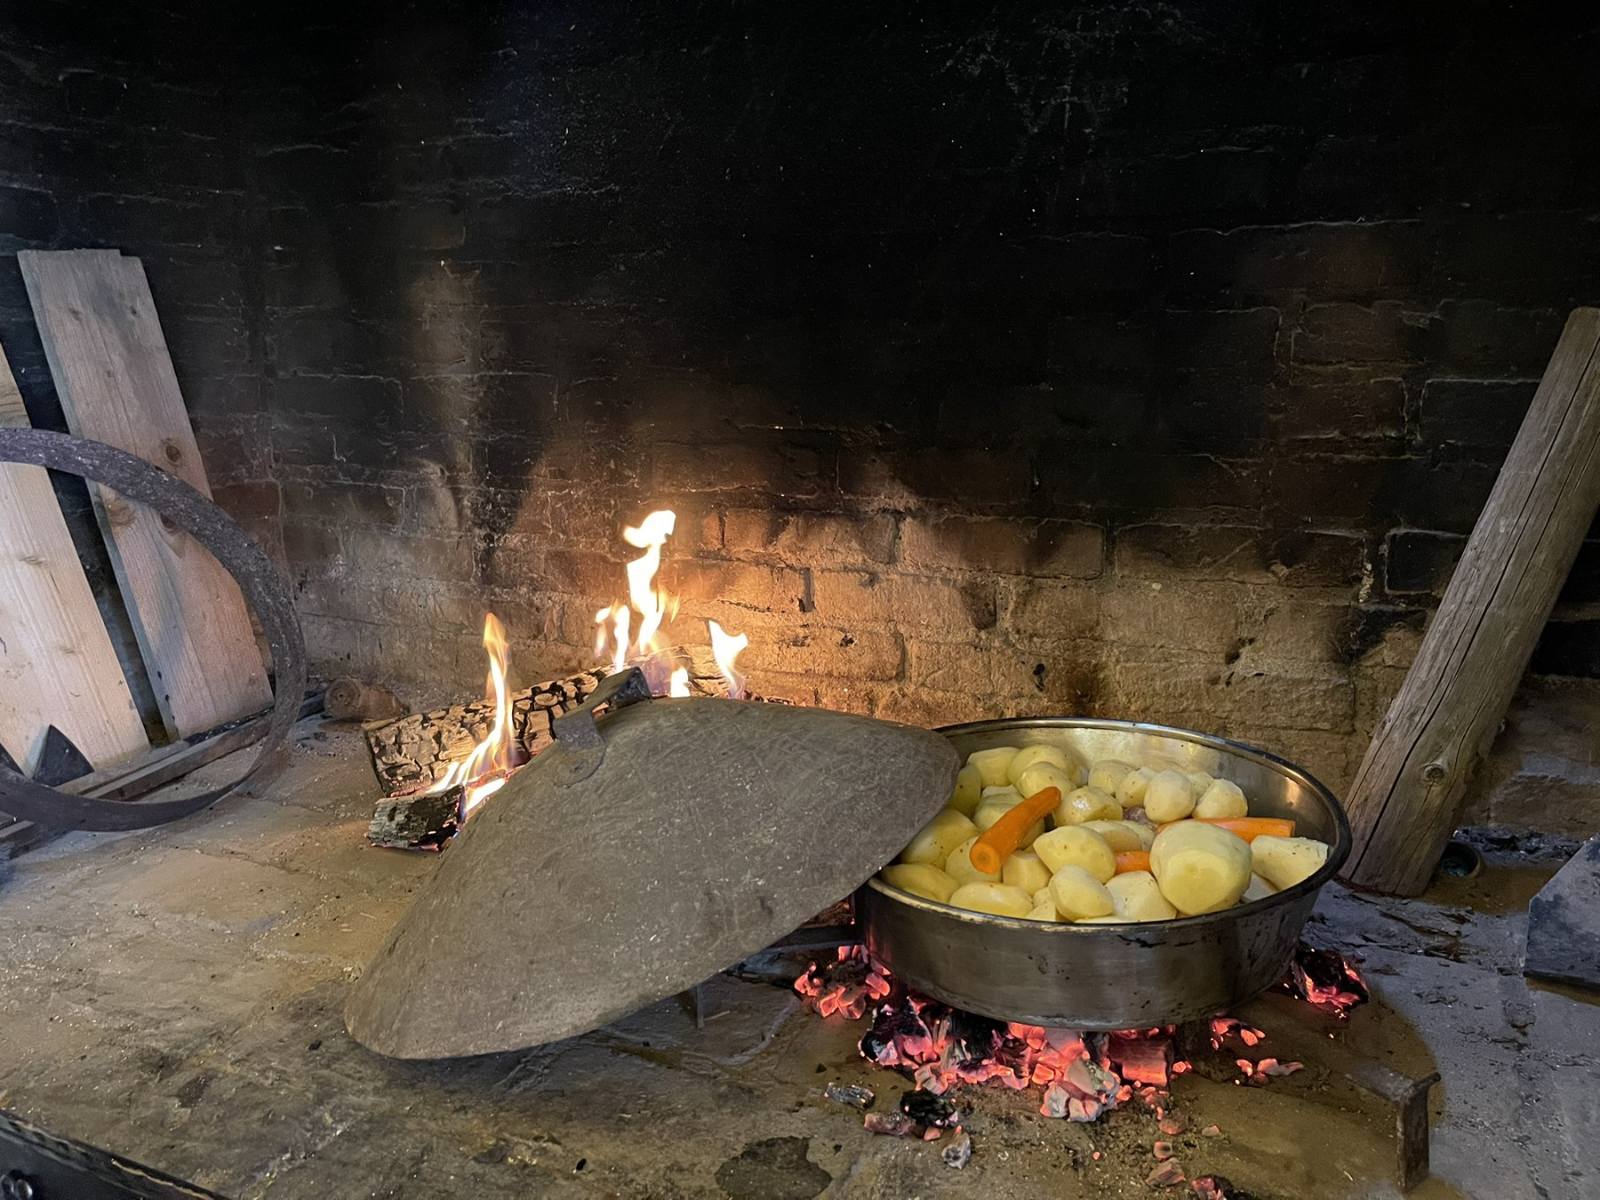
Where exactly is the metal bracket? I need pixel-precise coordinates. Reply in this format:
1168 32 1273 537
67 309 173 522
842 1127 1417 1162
1 1108 226 1198
547 667 653 786
0 429 306 832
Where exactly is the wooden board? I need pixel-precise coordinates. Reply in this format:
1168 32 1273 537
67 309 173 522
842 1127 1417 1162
1342 308 1600 894
18 249 271 737
0 340 148 776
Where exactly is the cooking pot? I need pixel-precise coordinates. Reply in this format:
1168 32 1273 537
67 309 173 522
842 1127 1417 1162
858 717 1351 1029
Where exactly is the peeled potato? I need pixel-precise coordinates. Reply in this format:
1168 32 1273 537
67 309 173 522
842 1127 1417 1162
949 763 985 816
1055 785 1122 826
1077 914 1131 924
1026 900 1063 922
1002 848 1053 894
946 835 1001 884
1088 759 1136 797
1015 761 1077 805
1251 835 1330 890
1105 870 1179 922
1032 885 1055 907
1242 873 1278 903
1186 771 1215 795
974 790 1045 845
899 807 979 866
1033 826 1116 882
1048 864 1115 919
1143 769 1197 823
1149 821 1252 915
880 863 959 903
1194 778 1248 820
967 746 1020 788
1083 819 1156 852
1007 744 1075 788
1115 766 1154 807
949 881 1034 918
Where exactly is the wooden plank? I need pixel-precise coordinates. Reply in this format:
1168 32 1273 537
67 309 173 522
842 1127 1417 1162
0 340 149 775
18 249 271 738
1342 308 1600 895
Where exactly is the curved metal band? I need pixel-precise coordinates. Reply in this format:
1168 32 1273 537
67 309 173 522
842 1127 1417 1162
0 428 307 831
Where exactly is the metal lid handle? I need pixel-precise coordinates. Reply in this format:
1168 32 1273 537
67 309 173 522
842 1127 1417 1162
550 666 653 751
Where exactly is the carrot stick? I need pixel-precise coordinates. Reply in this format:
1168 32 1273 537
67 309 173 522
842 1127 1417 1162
970 787 1061 875
1157 816 1295 842
1114 850 1151 874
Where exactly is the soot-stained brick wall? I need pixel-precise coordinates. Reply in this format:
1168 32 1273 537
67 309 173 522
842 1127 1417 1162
254 2 1600 823
5 3 1599 827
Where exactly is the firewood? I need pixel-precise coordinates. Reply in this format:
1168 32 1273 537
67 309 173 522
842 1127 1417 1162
1342 308 1600 895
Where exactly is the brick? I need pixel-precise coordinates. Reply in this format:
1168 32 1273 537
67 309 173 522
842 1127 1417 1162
1168 221 1427 299
1271 378 1406 442
905 640 999 695
871 686 1000 729
281 479 405 528
901 515 1104 579
75 194 208 247
1049 308 1281 384
1035 450 1266 523
0 184 58 243
273 374 403 420
1115 524 1364 590
650 441 829 498
1076 147 1285 221
811 570 996 632
1428 301 1565 376
840 449 1023 508
667 560 810 616
741 626 902 682
333 201 466 250
1100 584 1252 656
341 528 477 584
281 522 343 573
720 508 895 566
1418 378 1535 451
1004 579 1101 643
1384 529 1461 596
1293 302 1432 367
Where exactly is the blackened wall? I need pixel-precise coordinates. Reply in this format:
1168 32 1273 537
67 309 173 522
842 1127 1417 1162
5 3 1600 827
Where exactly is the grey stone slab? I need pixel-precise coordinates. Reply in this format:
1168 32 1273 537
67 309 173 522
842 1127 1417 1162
1525 835 1600 989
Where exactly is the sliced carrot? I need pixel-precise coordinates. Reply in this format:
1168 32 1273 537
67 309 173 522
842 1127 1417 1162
1114 850 1151 874
1157 816 1295 842
969 786 1061 875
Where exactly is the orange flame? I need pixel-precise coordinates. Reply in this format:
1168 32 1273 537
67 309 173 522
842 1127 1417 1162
430 613 519 820
708 619 749 699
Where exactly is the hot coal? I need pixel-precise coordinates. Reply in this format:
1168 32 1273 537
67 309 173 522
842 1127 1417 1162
1277 943 1370 1014
1190 1175 1254 1199
862 1112 921 1138
941 1129 973 1169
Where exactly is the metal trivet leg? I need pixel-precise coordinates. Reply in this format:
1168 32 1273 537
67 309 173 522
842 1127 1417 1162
1 1109 226 1199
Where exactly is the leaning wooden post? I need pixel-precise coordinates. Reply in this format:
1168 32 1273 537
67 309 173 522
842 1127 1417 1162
1342 308 1600 895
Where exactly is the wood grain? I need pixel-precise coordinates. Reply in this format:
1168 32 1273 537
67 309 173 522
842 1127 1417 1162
0 340 148 775
18 249 271 737
1342 308 1600 895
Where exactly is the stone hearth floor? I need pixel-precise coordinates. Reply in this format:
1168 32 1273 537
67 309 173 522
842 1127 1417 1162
0 717 1595 1199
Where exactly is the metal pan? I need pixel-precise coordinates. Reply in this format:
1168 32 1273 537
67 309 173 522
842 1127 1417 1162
857 717 1352 1029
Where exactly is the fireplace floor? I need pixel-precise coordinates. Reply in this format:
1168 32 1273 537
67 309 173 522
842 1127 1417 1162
0 717 1594 1199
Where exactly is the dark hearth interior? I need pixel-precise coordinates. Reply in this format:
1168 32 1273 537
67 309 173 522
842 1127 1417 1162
2 3 1600 1198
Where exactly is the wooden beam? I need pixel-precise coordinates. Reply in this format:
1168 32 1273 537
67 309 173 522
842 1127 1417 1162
1342 308 1600 895
18 249 272 738
0 340 149 775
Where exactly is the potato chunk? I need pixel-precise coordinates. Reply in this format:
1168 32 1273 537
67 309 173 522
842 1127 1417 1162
1055 785 1122 826
879 863 958 903
946 835 1001 884
1048 864 1115 919
967 746 1020 788
1241 873 1278 903
1082 819 1155 852
1143 769 1197 823
1149 821 1252 915
949 763 985 816
1115 766 1154 807
1026 899 1063 922
1250 835 1330 890
949 881 1034 918
1186 771 1215 795
1033 826 1116 882
1002 848 1052 895
1076 914 1131 924
1105 870 1178 922
1006 744 1077 789
1087 759 1137 797
1193 778 1248 820
899 807 979 866
1014 761 1077 805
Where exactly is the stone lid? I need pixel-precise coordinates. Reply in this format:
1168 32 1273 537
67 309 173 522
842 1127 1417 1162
344 670 957 1058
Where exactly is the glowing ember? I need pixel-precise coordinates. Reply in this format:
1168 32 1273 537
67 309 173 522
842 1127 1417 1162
429 613 524 821
1277 943 1369 1015
797 942 1364 1120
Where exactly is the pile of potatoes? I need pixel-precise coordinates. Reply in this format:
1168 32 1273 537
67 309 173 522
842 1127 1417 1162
879 743 1331 924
